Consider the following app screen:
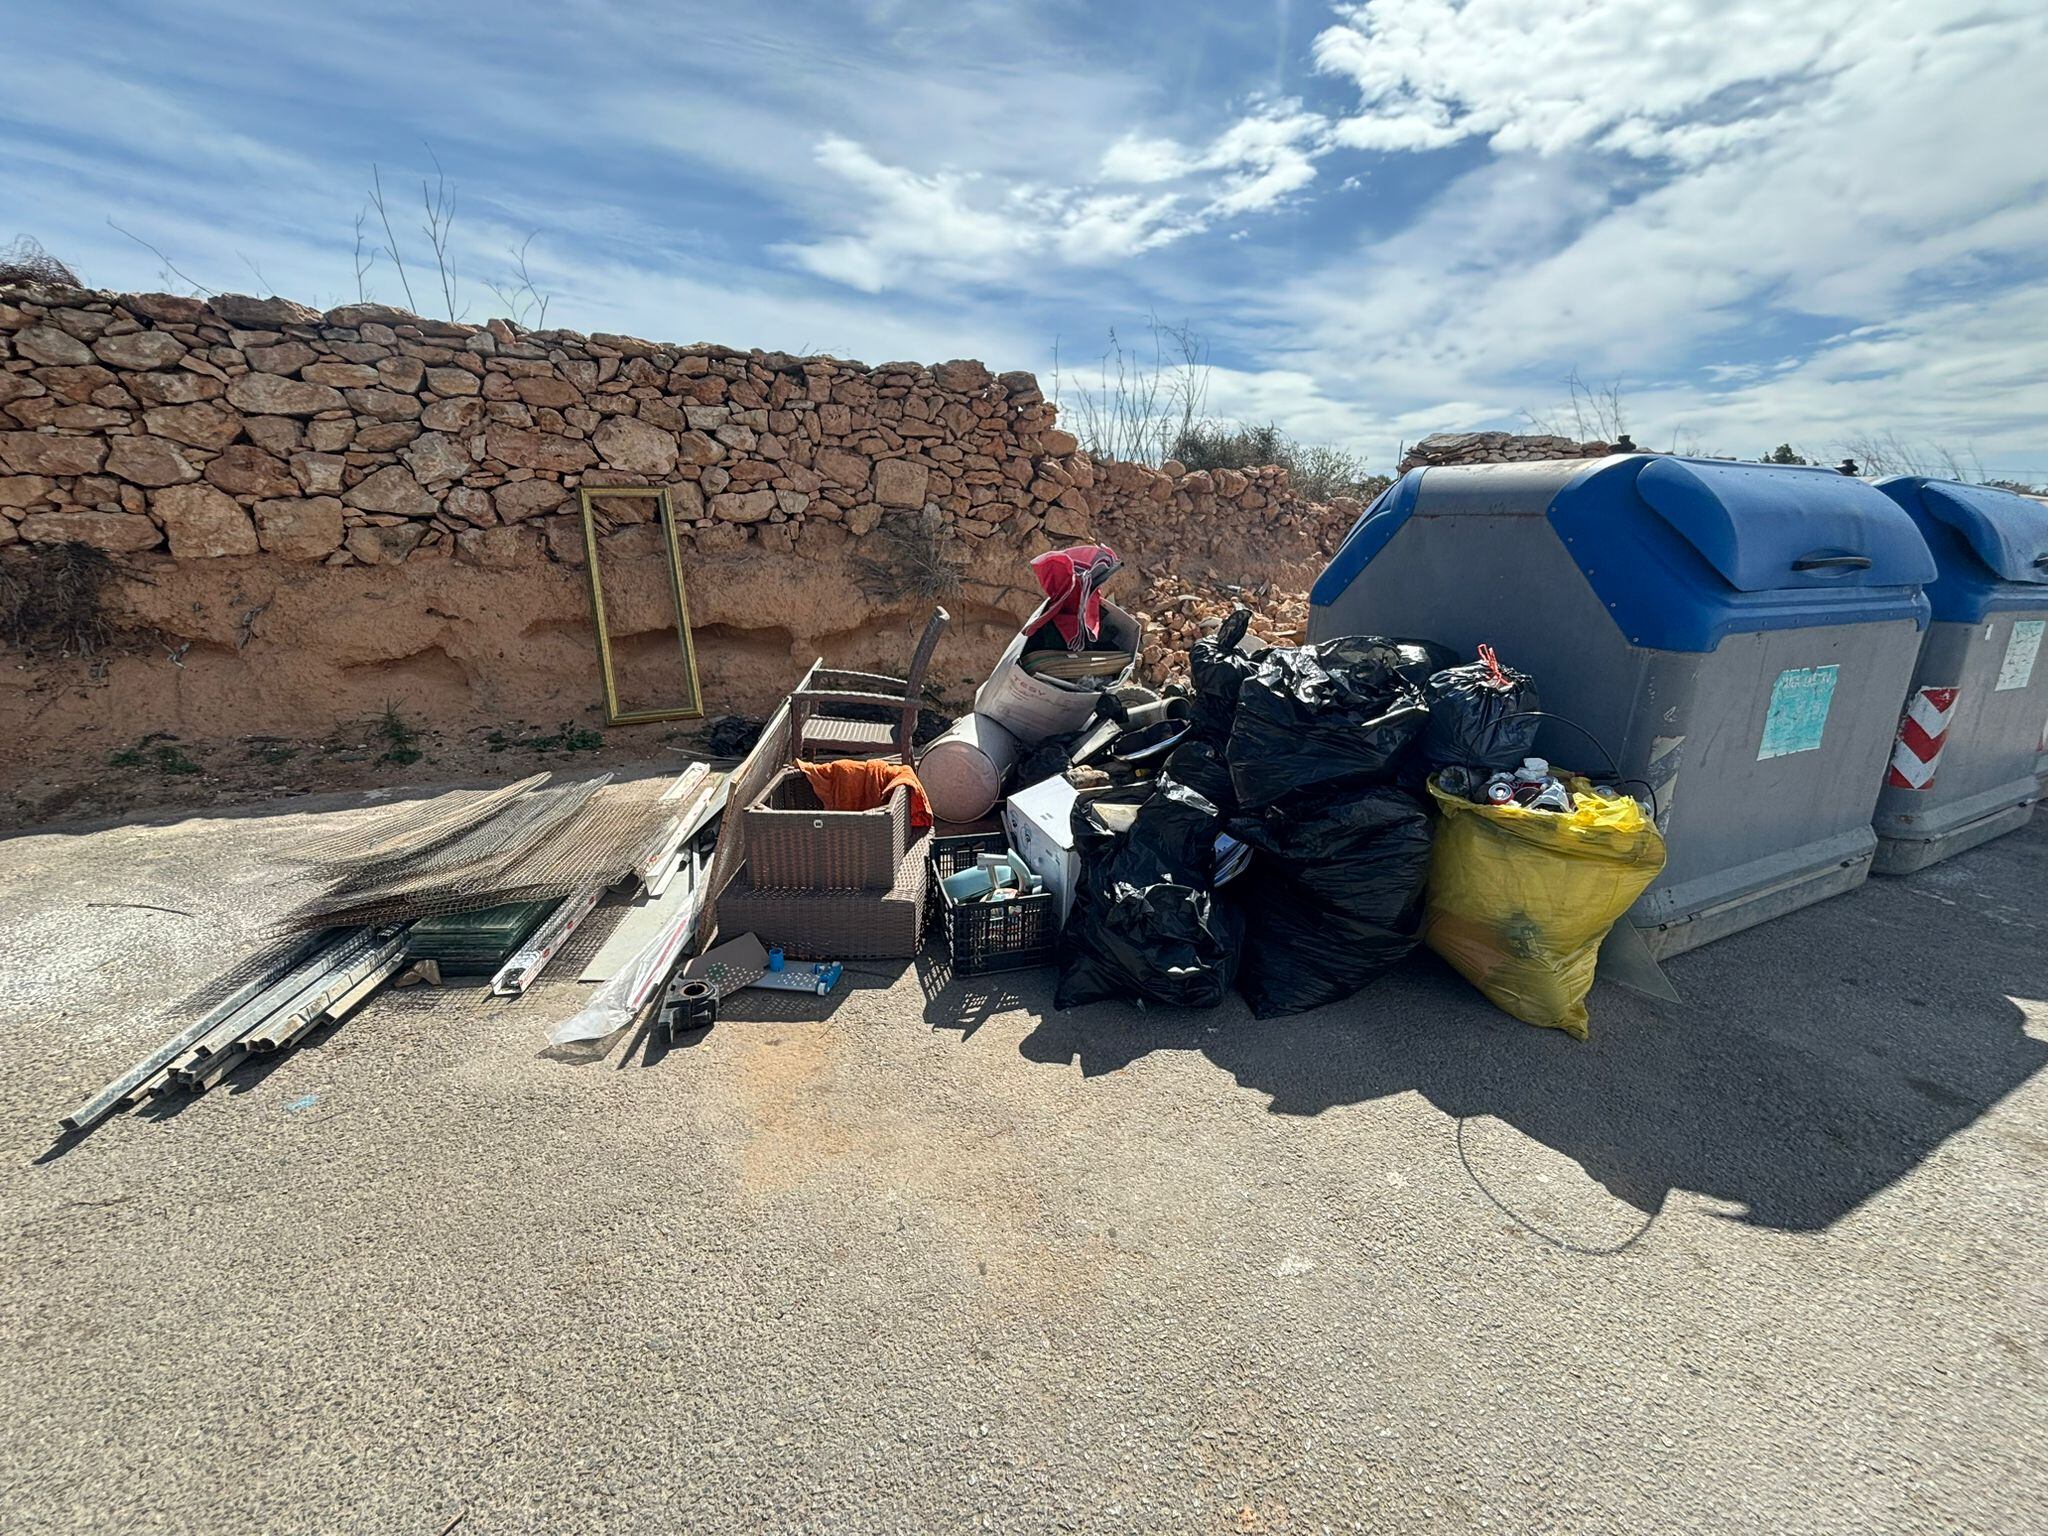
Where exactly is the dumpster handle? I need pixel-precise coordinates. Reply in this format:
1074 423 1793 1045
1791 552 1872 572
2034 554 2048 570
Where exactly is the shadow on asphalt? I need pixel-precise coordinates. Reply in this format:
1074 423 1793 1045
926 816 2048 1235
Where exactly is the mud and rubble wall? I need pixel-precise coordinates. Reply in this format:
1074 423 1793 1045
0 284 1360 784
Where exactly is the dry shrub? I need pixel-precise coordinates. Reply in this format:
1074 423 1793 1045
851 509 965 605
0 235 80 288
0 542 117 655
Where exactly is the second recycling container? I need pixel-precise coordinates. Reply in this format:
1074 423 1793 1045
1866 476 2048 873
1309 456 1936 957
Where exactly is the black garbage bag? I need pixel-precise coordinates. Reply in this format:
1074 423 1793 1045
1422 647 1541 772
1162 737 1237 812
1188 606 1270 744
1230 785 1434 1018
1386 637 1461 690
1055 780 1244 1010
1225 637 1430 809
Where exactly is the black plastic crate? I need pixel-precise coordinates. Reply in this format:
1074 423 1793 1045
928 832 1058 975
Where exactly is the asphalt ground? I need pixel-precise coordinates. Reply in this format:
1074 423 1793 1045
1 788 2043 1534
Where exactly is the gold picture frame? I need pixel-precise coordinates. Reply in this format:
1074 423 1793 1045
577 485 704 725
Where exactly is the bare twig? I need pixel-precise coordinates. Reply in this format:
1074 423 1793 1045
236 597 272 652
1524 367 1628 443
1054 315 1211 465
368 164 418 315
420 145 461 322
484 233 552 328
105 220 213 295
352 206 376 303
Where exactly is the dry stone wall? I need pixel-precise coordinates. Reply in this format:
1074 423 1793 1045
1397 431 1614 472
0 285 1354 575
0 284 1364 788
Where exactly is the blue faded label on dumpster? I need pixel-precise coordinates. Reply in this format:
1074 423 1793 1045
1758 665 1838 759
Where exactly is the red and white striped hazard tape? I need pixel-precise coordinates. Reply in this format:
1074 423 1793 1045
1888 686 1959 789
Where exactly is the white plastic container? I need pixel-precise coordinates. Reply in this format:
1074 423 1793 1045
973 599 1141 745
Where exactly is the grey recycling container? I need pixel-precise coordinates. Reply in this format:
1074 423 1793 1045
1309 456 1936 957
1866 476 2048 873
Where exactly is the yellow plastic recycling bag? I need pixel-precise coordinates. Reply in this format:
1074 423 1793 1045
1423 775 1666 1039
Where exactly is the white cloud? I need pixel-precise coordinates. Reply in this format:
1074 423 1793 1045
1252 0 2048 473
1311 0 1848 163
785 100 1330 292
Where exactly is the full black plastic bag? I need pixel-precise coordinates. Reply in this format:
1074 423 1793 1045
1162 737 1237 812
1055 780 1244 1011
1225 637 1430 810
1188 607 1270 744
1386 637 1460 690
1230 785 1434 1018
1422 651 1541 772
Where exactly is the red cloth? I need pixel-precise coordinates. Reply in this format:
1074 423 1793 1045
1023 543 1121 645
797 758 933 827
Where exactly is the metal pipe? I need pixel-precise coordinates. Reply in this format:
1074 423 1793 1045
58 932 330 1133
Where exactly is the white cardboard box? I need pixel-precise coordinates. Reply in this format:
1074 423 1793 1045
974 599 1141 745
1002 774 1082 924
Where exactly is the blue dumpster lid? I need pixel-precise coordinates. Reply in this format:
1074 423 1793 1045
1634 459 1937 592
1547 457 1934 650
1871 475 2048 622
1900 479 2048 584
1309 456 1936 652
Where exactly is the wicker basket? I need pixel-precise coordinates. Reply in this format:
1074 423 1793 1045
744 767 909 891
721 832 930 959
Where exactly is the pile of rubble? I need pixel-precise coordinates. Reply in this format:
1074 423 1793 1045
1130 575 1313 685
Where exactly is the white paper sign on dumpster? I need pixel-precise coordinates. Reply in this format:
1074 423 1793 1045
974 599 1141 745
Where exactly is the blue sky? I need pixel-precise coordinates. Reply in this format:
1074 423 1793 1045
5 0 2046 479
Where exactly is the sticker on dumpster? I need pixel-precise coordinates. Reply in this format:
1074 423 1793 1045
1996 619 2043 692
1888 686 1958 790
1758 664 1839 759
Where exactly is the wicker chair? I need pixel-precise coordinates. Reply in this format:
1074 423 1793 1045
791 607 949 761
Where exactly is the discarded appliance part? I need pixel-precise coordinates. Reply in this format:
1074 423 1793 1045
659 978 718 1037
682 933 774 999
579 485 704 725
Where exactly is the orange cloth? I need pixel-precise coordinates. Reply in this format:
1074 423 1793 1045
797 758 933 827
